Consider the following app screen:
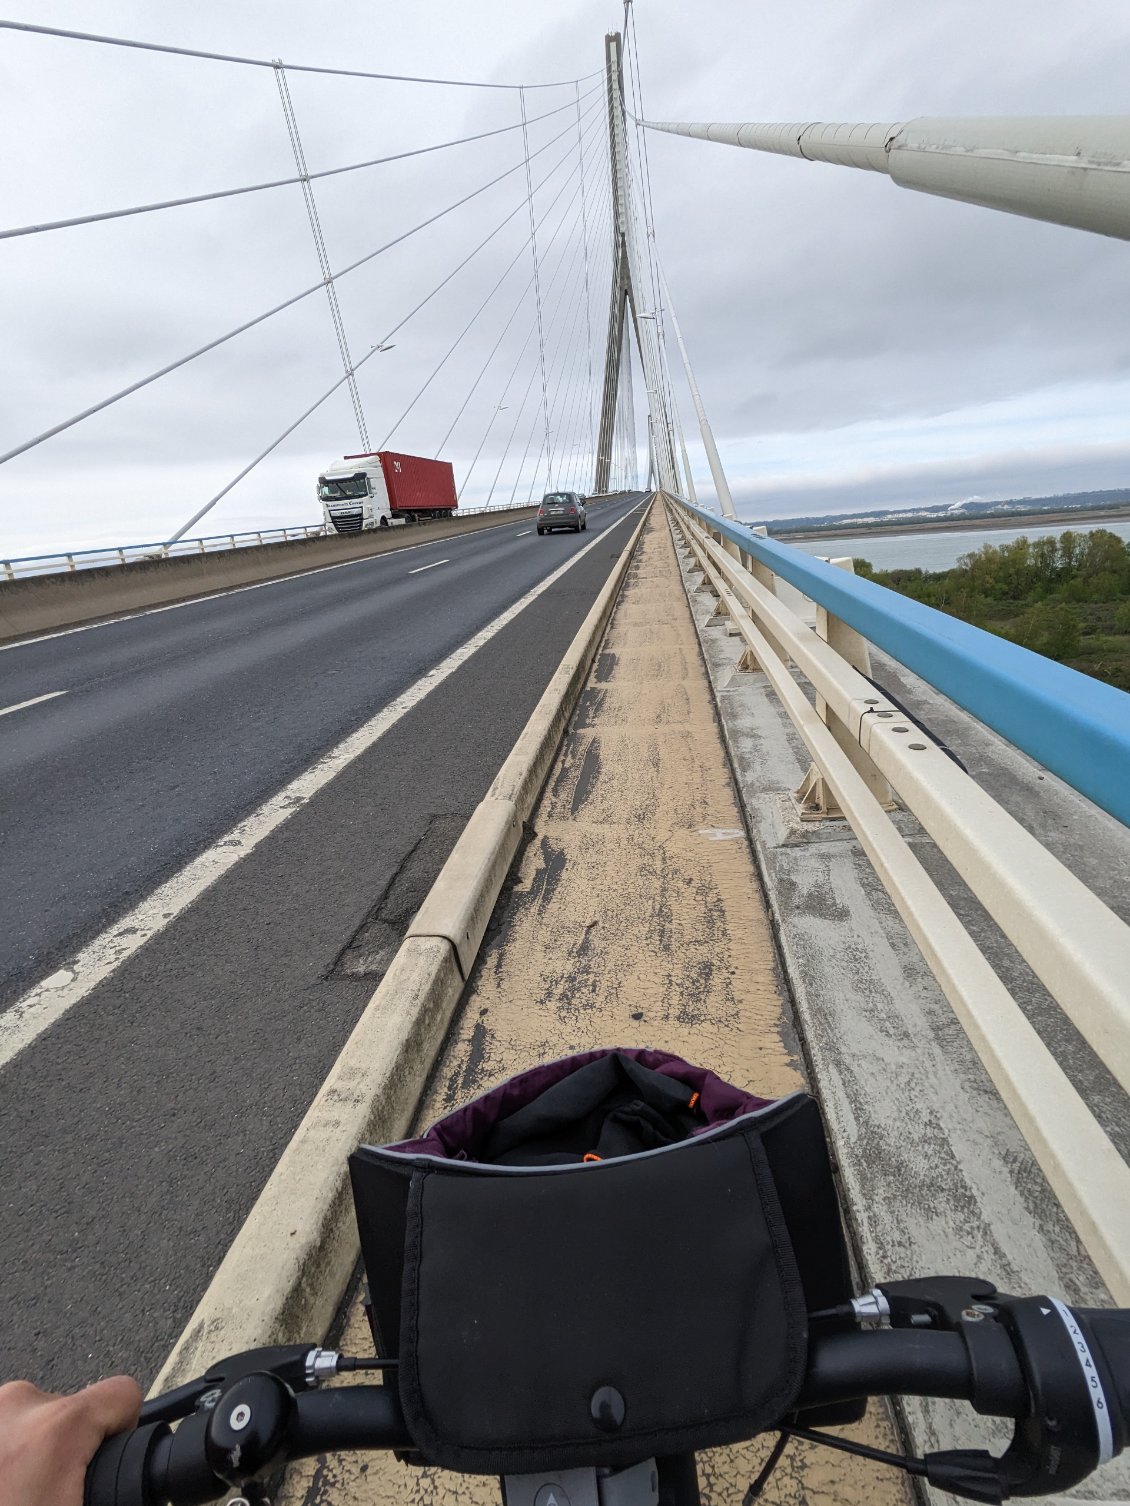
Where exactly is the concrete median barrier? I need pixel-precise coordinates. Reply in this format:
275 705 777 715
0 508 539 644
151 497 651 1391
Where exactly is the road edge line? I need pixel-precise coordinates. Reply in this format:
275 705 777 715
150 498 652 1390
0 508 541 648
0 501 644 1072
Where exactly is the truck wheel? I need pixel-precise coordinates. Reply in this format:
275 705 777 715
537 526 545 535
379 517 388 528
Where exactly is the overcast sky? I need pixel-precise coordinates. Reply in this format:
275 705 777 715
3 0 1130 556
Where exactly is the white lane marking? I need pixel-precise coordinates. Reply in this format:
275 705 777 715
0 518 528 655
407 558 449 575
516 530 532 537
0 499 646 1071
0 690 68 718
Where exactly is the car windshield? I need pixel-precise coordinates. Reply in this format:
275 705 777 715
543 494 572 505
319 476 368 501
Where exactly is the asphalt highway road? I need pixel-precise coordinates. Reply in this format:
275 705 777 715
0 492 647 1390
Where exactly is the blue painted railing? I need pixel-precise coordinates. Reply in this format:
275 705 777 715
680 498 1130 830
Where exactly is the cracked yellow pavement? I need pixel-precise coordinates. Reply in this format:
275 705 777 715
282 508 912 1506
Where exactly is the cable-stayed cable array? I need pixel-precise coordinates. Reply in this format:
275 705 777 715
1 22 617 541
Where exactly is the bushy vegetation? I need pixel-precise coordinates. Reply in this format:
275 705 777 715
854 530 1130 690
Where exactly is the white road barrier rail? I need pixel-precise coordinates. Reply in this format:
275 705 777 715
1 503 540 581
666 494 1130 1305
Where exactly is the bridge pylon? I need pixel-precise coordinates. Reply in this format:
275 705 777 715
594 31 679 495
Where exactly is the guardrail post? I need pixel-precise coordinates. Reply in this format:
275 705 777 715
794 556 895 819
66 554 76 571
2 561 13 581
738 525 792 671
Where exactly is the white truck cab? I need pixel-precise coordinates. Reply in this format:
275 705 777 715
317 456 405 535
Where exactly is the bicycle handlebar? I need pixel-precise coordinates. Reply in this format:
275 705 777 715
84 1287 1130 1506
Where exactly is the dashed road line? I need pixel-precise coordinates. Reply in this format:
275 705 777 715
0 518 531 655
407 559 449 575
0 690 68 718
0 499 645 1070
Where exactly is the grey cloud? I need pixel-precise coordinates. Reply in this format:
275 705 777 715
4 0 1130 551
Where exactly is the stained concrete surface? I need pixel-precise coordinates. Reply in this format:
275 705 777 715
668 509 1130 1504
282 510 911 1506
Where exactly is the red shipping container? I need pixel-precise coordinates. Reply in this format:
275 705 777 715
343 451 457 517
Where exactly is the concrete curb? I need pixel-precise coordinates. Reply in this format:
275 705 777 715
0 508 539 644
408 799 524 978
152 497 652 1392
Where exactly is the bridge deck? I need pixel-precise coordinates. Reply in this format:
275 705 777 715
281 508 910 1506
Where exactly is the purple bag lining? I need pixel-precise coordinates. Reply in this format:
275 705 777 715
389 1046 776 1163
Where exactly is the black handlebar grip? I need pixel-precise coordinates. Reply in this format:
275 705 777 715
85 1422 170 1506
1076 1308 1130 1457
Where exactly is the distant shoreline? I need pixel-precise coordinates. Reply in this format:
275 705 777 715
771 505 1130 545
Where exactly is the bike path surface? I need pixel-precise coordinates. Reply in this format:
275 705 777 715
280 510 911 1506
0 494 646 1391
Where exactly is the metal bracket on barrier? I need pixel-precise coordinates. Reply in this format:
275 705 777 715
849 695 900 743
792 762 845 821
792 702 900 821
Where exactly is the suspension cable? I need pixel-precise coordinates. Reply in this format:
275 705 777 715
382 97 603 453
0 20 601 90
503 221 595 503
461 178 610 502
479 177 612 506
520 88 554 490
275 63 369 451
541 275 596 491
560 173 620 487
625 6 681 489
0 82 602 243
0 109 584 469
431 176 579 464
575 82 599 489
164 114 597 542
431 106 606 456
166 340 391 543
560 180 614 491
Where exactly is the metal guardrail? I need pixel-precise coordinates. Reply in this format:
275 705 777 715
684 498 1130 830
0 502 539 582
665 492 1130 1304
1 525 326 580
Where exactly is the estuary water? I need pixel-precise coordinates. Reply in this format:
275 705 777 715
785 517 1130 572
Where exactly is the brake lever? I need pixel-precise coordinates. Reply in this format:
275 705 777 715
139 1345 331 1425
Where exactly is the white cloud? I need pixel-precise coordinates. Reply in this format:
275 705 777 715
3 0 1130 553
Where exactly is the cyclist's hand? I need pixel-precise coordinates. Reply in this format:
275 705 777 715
0 1375 142 1506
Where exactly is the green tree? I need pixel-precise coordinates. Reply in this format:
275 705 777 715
1009 602 1080 660
1030 535 1059 589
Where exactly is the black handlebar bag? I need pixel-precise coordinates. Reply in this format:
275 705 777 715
349 1047 860 1474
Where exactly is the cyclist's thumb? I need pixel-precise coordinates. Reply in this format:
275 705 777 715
72 1376 143 1445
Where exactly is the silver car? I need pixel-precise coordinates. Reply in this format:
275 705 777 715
536 492 587 534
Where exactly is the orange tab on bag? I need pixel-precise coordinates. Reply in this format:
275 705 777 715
583 1153 602 1163
688 1091 700 1110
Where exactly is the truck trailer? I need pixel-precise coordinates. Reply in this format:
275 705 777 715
318 451 458 534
